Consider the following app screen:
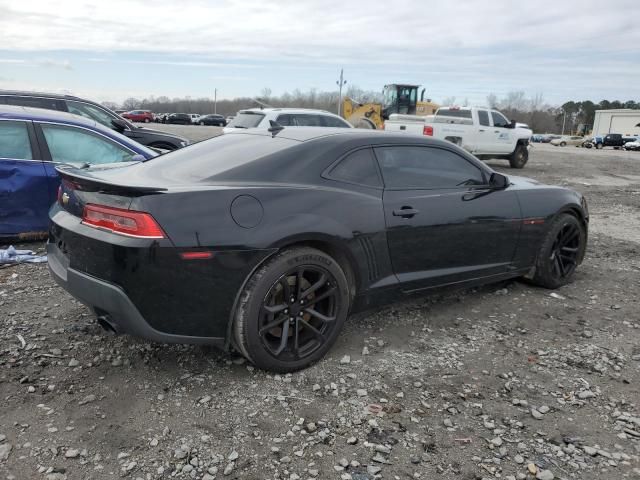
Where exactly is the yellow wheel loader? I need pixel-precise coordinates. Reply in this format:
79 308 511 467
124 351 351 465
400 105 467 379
342 84 438 129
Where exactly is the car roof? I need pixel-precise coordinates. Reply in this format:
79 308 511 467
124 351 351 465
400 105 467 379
0 104 99 127
0 89 100 104
0 104 156 157
224 126 457 146
239 107 335 115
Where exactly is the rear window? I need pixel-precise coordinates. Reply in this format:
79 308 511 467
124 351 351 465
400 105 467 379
227 112 265 129
436 108 472 119
140 133 296 182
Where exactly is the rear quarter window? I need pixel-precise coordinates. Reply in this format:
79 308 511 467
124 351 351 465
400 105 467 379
327 148 381 187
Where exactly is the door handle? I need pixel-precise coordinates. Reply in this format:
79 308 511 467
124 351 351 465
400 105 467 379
494 130 500 133
479 129 485 132
392 207 419 218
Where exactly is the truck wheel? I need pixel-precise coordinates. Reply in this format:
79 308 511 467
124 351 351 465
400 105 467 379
509 144 528 169
595 143 602 149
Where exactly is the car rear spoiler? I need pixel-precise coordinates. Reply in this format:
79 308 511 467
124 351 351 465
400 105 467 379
56 165 167 194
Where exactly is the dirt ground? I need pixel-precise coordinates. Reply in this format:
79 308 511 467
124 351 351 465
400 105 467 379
1 138 639 480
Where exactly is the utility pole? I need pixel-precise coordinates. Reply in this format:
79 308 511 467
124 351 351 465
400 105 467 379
214 88 217 114
561 109 566 135
336 68 347 117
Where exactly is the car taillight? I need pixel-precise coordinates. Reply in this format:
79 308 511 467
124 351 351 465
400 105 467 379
82 204 165 239
423 125 433 136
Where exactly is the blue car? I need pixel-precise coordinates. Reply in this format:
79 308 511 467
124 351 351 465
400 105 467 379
0 105 157 240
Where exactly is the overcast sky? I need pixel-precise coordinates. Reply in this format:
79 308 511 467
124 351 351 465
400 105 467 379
1 0 638 106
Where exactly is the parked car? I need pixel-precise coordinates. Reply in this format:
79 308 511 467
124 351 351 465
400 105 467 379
592 133 626 149
48 127 588 372
188 114 201 124
225 115 235 124
122 110 154 123
197 114 226 126
0 91 188 150
384 106 532 168
623 138 640 151
223 108 352 133
167 113 192 125
0 105 157 239
540 134 561 143
550 136 584 147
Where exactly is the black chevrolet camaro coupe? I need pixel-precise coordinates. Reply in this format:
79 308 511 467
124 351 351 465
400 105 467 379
48 128 588 371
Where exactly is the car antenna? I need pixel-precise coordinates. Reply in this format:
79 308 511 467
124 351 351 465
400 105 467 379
268 120 284 136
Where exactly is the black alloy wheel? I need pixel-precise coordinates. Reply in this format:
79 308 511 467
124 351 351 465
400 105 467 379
259 266 338 360
531 213 586 289
234 247 350 372
548 223 581 280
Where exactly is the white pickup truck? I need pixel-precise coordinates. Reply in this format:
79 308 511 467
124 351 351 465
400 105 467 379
384 106 533 168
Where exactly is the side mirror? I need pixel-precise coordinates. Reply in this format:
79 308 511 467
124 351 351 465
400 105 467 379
130 154 146 162
489 172 509 189
111 118 129 132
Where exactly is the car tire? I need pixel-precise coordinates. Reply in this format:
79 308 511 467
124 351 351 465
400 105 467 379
233 247 351 372
530 213 586 289
584 142 592 149
596 143 603 149
509 144 528 169
560 141 566 147
144 118 150 123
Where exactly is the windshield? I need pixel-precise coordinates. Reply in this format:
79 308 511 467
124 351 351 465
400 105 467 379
382 87 397 108
227 112 265 128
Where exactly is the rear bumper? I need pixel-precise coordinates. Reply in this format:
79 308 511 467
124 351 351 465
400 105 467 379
47 242 225 347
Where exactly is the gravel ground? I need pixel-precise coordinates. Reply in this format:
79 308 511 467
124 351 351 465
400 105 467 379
1 139 639 480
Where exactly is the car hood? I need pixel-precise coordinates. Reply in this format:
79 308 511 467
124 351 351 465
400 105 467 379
134 125 189 143
507 175 560 190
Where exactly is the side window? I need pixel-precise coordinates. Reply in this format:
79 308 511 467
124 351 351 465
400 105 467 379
41 124 134 165
328 148 381 188
66 100 118 129
294 114 323 126
0 121 33 160
275 114 295 126
321 115 351 128
374 146 485 189
5 96 61 110
491 111 509 128
478 110 490 126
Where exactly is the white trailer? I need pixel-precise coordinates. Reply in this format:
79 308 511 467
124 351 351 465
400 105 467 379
592 109 640 137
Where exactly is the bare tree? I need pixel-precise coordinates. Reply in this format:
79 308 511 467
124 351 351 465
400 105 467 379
122 97 141 110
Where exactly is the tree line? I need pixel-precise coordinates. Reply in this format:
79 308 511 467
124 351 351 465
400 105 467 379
106 88 638 134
